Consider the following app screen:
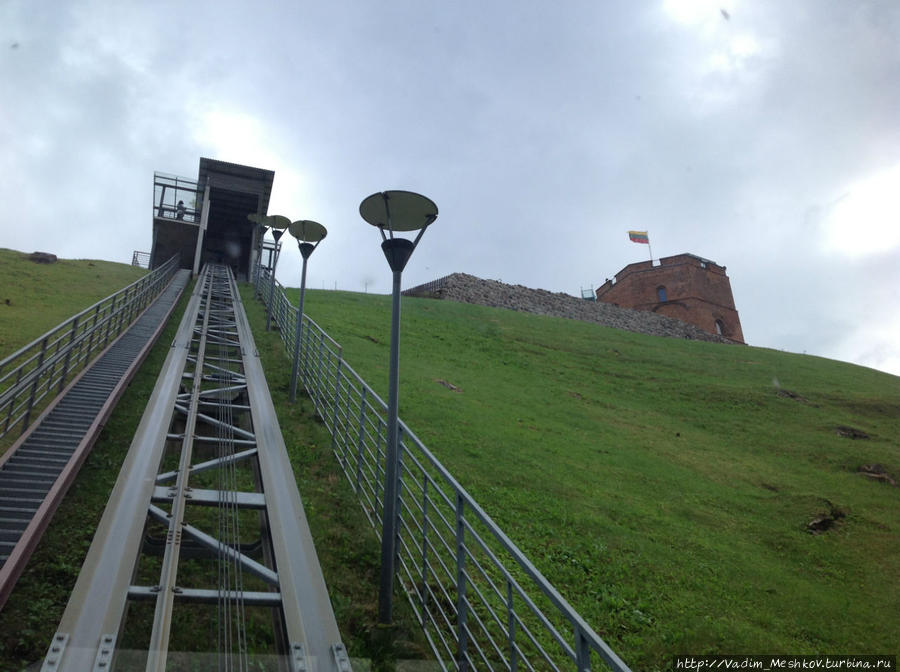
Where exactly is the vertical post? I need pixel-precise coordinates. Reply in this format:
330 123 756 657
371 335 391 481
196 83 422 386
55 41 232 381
87 306 100 360
575 627 590 671
355 388 367 494
58 316 79 393
265 245 281 331
330 358 344 452
456 493 469 671
289 251 310 403
23 336 49 433
378 268 404 624
103 294 116 346
315 332 326 411
507 579 517 671
374 423 383 499
192 184 210 278
421 476 429 626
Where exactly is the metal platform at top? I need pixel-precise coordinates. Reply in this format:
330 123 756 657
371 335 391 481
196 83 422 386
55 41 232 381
44 264 348 671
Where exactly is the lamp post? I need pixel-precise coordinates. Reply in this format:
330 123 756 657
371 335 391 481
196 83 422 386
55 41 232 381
264 215 291 331
359 190 438 624
287 219 327 403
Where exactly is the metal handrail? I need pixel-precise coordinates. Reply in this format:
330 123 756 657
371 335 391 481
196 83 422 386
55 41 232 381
0 255 180 440
254 269 631 672
403 274 454 297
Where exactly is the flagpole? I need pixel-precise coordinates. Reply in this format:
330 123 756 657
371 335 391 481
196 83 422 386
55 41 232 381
648 237 654 265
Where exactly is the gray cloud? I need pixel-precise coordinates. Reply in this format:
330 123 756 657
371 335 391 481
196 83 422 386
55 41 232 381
1 0 898 375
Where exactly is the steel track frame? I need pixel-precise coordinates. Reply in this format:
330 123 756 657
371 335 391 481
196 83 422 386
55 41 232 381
43 265 349 672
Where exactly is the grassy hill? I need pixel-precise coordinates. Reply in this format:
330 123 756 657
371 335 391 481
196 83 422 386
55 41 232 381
0 248 147 356
281 287 899 669
0 261 895 671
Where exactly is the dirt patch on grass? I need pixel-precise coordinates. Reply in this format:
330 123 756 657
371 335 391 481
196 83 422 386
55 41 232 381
807 502 846 535
858 463 897 487
777 389 812 404
835 425 869 439
435 379 461 392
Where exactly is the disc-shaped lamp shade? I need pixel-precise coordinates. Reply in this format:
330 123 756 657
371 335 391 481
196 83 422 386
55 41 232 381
359 190 438 232
268 215 291 230
288 220 327 243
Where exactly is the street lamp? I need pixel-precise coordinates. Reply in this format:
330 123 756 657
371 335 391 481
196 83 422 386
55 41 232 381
263 215 291 331
359 190 439 624
287 219 327 403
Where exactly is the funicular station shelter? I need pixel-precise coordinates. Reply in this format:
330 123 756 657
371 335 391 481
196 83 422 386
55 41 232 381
150 158 275 280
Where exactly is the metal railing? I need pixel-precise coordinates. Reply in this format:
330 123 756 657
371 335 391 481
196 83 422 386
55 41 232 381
403 274 454 297
132 250 151 268
0 255 180 441
255 270 631 672
153 171 201 223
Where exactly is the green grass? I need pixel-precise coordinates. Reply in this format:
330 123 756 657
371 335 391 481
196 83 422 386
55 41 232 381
0 248 147 356
0 262 896 671
284 287 899 670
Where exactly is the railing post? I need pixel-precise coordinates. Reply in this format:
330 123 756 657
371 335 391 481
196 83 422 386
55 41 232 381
266 269 276 331
120 285 131 329
302 312 313 385
507 579 518 671
330 358 344 453
4 367 26 433
58 316 79 393
113 287 127 336
374 422 384 523
575 627 590 671
421 476 429 626
355 388 367 494
86 307 101 364
22 336 49 433
104 294 117 346
315 331 326 414
456 492 469 671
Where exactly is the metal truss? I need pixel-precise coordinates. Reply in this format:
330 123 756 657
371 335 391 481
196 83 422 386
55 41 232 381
44 264 349 672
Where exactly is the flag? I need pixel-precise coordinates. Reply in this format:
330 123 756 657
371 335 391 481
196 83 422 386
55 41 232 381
628 230 649 244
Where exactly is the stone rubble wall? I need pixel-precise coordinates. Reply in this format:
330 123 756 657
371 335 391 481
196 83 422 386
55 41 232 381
404 273 734 344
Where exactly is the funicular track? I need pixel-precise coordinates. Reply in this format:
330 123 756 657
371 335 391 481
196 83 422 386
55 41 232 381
44 264 349 671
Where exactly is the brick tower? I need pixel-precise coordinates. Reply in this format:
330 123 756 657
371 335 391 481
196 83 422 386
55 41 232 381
595 253 744 342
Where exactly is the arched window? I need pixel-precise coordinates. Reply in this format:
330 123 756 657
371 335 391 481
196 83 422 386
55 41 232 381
715 319 725 336
657 286 667 302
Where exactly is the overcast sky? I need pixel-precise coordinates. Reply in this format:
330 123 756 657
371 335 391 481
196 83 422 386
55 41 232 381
2 1 898 376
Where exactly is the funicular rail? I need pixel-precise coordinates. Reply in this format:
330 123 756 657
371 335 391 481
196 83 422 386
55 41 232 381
45 264 348 672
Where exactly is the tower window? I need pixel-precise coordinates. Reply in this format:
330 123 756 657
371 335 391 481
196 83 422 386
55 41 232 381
715 319 725 336
657 286 667 302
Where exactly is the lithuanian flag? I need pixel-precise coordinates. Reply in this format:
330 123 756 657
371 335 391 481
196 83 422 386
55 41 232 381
628 230 649 244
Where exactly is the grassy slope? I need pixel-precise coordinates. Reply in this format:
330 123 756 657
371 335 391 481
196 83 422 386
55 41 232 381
0 261 895 670
288 287 899 669
0 248 146 356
